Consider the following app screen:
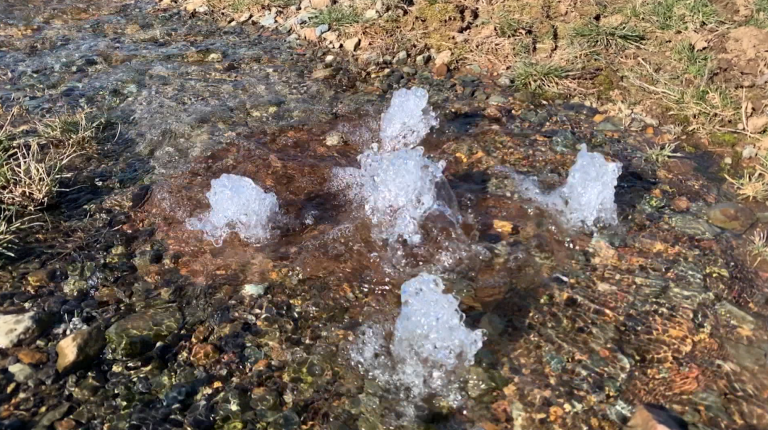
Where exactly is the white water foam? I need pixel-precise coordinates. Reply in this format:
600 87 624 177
334 148 451 244
186 174 280 245
350 274 484 418
378 87 438 152
512 144 621 229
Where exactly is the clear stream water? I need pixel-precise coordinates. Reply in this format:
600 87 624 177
1 1 768 430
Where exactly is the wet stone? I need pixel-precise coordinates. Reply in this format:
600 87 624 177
190 343 219 366
34 404 71 430
56 326 106 373
54 419 76 430
105 306 182 359
667 214 721 239
17 349 48 365
0 312 45 348
671 196 691 212
706 202 756 233
627 404 687 430
8 362 35 383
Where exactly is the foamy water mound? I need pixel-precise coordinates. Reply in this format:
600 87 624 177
335 148 450 244
378 87 438 152
513 144 621 229
186 174 280 245
350 273 484 416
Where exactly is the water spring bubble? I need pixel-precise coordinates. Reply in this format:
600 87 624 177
511 144 621 229
333 147 451 244
378 87 438 152
186 174 280 245
350 273 484 417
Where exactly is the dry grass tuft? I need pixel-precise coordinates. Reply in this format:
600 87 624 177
725 170 768 202
644 142 681 165
749 229 768 267
0 206 39 257
0 108 103 210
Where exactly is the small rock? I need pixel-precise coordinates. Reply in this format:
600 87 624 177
183 0 205 12
315 24 329 37
237 12 252 23
322 31 338 42
402 66 416 76
27 268 51 287
286 33 299 42
748 115 768 134
343 37 360 52
311 67 336 79
243 283 267 297
324 55 335 65
0 312 42 348
364 9 379 20
393 50 407 65
17 349 48 365
54 419 76 430
479 313 505 337
468 64 482 74
310 0 333 9
494 76 510 87
706 202 756 233
667 214 721 239
259 13 276 27
105 306 181 359
56 326 106 373
190 343 220 366
433 63 448 78
595 116 623 131
743 145 758 159
302 27 318 41
206 52 223 62
488 95 506 105
325 131 345 146
415 53 431 66
671 196 691 212
8 362 34 383
627 404 687 430
35 403 71 430
724 156 732 164
484 107 502 119
435 50 452 66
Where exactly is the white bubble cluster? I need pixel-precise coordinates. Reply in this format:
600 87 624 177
350 274 484 415
186 174 280 245
512 144 621 229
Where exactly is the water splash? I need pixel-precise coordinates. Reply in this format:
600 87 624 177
350 273 484 419
334 148 452 244
511 144 621 229
378 87 438 152
186 174 280 245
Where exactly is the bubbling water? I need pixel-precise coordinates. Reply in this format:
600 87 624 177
333 147 452 244
333 87 451 244
350 273 484 419
186 174 280 245
511 144 621 229
378 87 438 152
